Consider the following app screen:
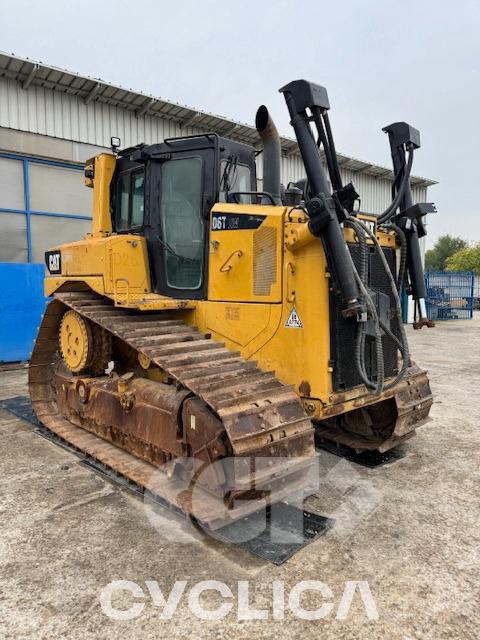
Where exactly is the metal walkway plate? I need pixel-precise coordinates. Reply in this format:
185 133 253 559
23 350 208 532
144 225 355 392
1 395 333 565
213 502 334 565
316 437 405 468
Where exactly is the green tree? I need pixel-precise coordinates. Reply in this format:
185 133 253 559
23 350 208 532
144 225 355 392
445 243 480 274
425 235 468 271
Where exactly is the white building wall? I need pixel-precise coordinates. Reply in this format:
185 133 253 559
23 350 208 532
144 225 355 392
0 76 428 215
0 77 199 149
277 154 427 214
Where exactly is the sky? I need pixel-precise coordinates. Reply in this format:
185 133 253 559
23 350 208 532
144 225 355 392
0 0 479 248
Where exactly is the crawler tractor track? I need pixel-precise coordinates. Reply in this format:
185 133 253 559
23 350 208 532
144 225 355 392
28 291 316 529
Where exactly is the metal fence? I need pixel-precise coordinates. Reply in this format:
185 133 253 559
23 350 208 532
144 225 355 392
425 271 475 321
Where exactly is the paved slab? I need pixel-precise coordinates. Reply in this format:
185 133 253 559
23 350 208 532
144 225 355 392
0 318 479 639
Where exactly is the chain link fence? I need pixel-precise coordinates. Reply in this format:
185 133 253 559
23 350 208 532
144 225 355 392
425 271 475 320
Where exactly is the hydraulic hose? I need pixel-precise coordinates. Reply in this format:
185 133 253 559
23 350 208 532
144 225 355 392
353 267 385 395
385 222 407 291
322 111 343 191
281 85 360 311
348 216 411 390
377 148 414 224
346 219 384 395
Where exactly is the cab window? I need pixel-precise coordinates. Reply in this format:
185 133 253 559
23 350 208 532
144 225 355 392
160 157 204 290
115 169 144 231
219 160 252 203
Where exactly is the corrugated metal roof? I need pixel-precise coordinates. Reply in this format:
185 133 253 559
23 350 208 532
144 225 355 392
0 51 436 188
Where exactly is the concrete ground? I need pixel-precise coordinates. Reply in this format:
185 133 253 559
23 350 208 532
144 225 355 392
0 317 479 640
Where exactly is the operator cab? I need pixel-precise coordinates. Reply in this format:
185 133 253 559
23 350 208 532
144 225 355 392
111 134 257 300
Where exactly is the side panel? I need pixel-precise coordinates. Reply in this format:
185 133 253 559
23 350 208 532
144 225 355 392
197 210 333 403
44 235 152 297
208 203 283 303
253 229 332 401
105 236 151 296
202 302 274 348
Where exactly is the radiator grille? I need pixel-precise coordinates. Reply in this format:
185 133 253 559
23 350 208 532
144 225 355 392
330 244 400 391
253 226 277 296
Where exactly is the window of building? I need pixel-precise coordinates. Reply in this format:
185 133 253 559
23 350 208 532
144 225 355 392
0 153 92 264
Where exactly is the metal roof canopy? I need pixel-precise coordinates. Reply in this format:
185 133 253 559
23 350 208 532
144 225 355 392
0 51 436 188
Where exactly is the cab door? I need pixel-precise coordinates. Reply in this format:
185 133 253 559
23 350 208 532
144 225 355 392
145 148 215 300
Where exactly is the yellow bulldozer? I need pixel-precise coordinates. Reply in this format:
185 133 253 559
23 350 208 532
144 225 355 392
29 80 433 529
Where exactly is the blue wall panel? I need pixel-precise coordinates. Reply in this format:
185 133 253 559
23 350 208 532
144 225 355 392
0 263 46 362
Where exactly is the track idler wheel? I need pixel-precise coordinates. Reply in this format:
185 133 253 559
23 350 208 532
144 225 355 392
59 310 111 375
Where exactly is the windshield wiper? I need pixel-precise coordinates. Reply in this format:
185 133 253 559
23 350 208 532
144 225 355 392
156 235 196 263
220 155 239 194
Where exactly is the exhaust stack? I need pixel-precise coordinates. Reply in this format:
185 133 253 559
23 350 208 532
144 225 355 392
255 105 282 204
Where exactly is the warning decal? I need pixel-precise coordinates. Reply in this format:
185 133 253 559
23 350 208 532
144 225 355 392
285 307 303 328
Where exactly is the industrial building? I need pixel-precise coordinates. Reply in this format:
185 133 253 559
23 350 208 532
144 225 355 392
0 52 436 361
